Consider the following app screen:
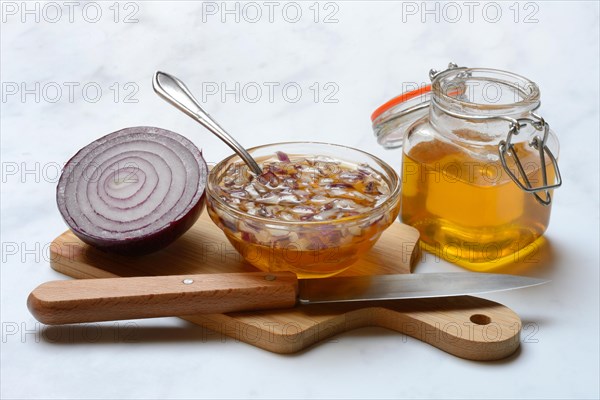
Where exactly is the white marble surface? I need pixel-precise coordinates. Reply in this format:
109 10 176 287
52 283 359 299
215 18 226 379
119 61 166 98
1 1 599 398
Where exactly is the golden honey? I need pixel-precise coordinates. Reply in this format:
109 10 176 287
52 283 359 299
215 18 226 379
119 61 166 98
401 139 554 270
217 220 383 278
372 65 562 271
206 143 401 278
208 154 395 278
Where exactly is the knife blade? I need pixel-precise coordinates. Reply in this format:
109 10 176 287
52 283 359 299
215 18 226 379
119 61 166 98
27 271 548 325
298 272 547 304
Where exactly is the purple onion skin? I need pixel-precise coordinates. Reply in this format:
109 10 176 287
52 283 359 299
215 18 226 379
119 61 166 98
67 194 206 256
57 126 208 256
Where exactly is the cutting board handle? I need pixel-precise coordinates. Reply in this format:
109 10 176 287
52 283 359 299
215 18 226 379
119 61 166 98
214 296 522 360
27 272 298 325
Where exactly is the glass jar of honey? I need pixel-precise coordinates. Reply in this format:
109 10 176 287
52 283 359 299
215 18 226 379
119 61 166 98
372 63 562 271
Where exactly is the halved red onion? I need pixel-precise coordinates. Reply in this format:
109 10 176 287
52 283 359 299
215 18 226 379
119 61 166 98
57 126 207 255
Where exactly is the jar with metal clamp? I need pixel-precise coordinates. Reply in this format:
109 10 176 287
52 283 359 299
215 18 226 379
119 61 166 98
371 63 562 270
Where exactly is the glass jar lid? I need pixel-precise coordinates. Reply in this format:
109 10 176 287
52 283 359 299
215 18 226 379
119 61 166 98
371 85 431 149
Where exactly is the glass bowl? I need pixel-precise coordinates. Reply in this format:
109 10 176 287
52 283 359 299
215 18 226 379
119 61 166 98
206 142 401 278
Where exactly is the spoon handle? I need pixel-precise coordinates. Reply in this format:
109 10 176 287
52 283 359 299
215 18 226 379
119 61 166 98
152 71 263 175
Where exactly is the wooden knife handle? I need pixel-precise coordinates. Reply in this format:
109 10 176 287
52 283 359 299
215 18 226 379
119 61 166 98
27 272 299 325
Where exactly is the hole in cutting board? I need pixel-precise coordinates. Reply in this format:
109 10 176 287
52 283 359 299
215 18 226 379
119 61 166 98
470 314 491 325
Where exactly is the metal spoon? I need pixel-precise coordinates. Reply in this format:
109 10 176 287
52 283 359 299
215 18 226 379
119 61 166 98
152 71 262 175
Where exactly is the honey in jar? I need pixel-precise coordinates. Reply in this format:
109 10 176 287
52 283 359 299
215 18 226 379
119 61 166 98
372 64 562 270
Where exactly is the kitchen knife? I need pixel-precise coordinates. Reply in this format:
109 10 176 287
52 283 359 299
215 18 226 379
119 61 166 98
27 271 547 325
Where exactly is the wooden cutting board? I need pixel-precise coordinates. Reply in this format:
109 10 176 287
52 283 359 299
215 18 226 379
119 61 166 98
48 211 522 360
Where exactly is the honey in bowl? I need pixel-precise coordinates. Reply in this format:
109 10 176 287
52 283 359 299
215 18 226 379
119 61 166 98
206 142 401 278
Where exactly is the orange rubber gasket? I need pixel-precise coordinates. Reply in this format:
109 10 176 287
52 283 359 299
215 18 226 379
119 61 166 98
371 85 431 122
